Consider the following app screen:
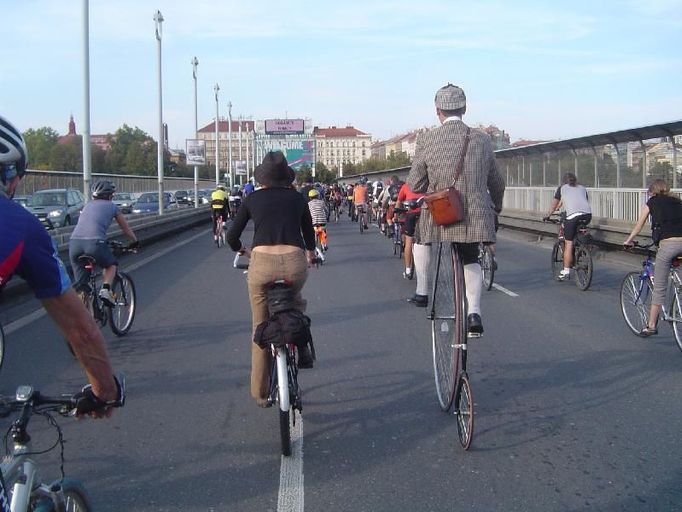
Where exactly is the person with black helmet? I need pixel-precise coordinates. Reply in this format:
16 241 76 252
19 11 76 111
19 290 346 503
0 115 122 419
69 179 138 306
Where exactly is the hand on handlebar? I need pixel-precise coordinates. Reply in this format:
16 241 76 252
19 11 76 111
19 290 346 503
73 374 126 418
542 216 550 222
128 240 140 251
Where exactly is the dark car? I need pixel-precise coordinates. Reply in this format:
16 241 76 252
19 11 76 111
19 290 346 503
112 192 135 214
28 188 85 229
174 190 190 205
132 192 177 214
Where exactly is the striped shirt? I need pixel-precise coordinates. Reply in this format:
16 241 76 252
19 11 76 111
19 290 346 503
308 198 327 226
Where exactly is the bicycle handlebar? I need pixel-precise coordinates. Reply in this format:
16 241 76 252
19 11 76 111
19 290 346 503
109 240 139 256
0 374 126 418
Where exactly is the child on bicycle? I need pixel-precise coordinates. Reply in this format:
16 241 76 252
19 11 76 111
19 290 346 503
624 178 682 336
69 180 138 306
308 189 328 250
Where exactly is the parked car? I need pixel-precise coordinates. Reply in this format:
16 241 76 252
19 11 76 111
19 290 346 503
28 188 85 229
12 195 31 209
173 190 190 205
112 192 135 214
132 192 177 214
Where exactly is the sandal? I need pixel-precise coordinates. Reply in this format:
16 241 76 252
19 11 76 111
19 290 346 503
639 326 658 337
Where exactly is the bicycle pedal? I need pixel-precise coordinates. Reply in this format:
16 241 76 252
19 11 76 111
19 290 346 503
467 332 483 339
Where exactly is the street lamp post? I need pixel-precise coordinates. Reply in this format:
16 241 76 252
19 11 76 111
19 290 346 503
154 9 164 216
191 56 199 208
214 83 220 186
81 0 92 202
228 102 233 188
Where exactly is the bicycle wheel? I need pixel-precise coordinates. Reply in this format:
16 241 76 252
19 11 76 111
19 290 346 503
33 478 93 512
275 350 292 456
481 245 495 291
454 373 474 450
670 291 682 351
574 243 593 291
431 243 463 411
620 272 652 336
109 272 136 336
0 322 4 371
551 240 564 280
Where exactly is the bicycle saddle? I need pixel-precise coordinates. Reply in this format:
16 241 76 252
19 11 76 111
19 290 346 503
77 254 98 267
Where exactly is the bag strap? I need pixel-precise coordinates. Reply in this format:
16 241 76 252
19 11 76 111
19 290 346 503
451 127 472 187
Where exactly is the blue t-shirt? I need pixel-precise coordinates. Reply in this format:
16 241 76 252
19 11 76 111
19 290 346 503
70 200 119 240
0 197 71 299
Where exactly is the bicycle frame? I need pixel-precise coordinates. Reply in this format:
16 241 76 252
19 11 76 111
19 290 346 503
636 252 682 324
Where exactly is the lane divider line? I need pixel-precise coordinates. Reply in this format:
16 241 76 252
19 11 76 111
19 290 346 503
278 416 304 512
492 283 519 297
4 229 209 336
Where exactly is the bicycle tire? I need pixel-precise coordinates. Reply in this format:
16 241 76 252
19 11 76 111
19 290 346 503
275 351 292 456
574 243 593 291
620 272 652 336
454 373 474 450
670 292 682 351
32 478 93 512
431 243 463 411
551 240 564 280
109 272 136 336
481 245 495 291
0 322 4 372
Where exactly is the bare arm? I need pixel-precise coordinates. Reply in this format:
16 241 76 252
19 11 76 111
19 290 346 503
115 213 137 242
624 204 650 245
42 290 117 402
546 198 561 218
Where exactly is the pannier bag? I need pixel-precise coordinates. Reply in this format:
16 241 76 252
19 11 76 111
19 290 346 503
254 308 315 357
422 127 471 227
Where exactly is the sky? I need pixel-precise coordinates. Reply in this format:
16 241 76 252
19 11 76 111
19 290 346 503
2 0 681 150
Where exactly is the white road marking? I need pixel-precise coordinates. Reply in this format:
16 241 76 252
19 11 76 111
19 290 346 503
492 283 519 297
278 416 304 512
4 229 208 336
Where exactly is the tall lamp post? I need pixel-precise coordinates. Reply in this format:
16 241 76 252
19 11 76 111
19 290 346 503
191 56 199 208
81 0 92 202
154 9 164 215
227 101 233 188
214 83 220 186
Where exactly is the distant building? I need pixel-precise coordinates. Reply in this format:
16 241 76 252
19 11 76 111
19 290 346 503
197 119 256 173
476 124 511 150
168 148 186 165
371 128 429 160
313 125 372 169
57 115 110 151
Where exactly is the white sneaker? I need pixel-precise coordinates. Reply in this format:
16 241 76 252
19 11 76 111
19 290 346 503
99 288 115 306
558 269 570 281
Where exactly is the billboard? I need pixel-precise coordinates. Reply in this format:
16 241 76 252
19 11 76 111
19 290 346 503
259 139 314 170
234 160 247 176
186 139 206 166
265 119 305 135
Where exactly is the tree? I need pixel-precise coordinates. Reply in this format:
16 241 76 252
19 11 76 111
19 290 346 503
49 136 82 171
105 124 158 174
23 127 59 169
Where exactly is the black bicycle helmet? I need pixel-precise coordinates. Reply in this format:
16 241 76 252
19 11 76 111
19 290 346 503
0 115 28 185
92 179 116 199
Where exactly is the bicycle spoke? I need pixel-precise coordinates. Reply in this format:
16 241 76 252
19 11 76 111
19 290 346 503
620 272 651 335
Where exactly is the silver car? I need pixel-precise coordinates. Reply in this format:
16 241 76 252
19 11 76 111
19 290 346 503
28 188 85 229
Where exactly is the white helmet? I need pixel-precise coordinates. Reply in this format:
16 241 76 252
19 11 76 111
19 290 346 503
0 115 28 185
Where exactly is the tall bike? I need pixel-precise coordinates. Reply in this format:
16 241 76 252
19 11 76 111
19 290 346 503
428 242 474 450
479 243 496 291
0 322 4 373
76 241 137 336
620 241 682 351
0 376 126 512
547 214 594 291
